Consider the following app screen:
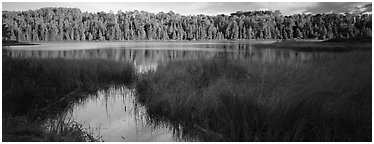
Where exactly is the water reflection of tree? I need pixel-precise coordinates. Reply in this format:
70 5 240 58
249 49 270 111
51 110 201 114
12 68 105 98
5 43 320 73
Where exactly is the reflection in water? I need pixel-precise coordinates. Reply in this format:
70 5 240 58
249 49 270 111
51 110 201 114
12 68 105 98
5 42 322 74
64 86 183 142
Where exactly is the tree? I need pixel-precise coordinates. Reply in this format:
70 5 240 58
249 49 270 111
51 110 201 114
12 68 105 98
1 8 371 41
2 24 11 40
88 32 93 40
294 28 302 39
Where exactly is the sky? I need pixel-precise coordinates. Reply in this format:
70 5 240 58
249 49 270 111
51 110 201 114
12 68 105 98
2 2 372 16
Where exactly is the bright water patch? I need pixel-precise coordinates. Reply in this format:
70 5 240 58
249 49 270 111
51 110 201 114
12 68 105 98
62 86 183 142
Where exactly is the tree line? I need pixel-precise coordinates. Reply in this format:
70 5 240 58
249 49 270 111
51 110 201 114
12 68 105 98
2 7 372 41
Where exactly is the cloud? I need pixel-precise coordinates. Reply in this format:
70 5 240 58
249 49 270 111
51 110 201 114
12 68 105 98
195 2 320 15
363 3 372 12
202 2 372 15
348 3 372 14
2 2 372 16
254 2 318 15
306 2 372 14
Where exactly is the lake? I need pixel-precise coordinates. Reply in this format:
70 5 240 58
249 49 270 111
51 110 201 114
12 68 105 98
5 41 326 74
3 41 371 142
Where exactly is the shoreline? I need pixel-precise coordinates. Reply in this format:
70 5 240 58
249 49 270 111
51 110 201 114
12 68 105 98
2 40 41 46
3 39 371 52
253 39 372 52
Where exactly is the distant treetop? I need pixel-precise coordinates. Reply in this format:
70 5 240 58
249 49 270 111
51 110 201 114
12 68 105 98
2 7 372 41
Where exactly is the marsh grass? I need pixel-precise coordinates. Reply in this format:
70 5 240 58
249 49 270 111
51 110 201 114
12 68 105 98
2 116 99 142
136 52 371 141
3 56 135 116
2 56 135 141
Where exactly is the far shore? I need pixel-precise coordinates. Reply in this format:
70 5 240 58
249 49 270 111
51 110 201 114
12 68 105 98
3 39 371 52
2 40 40 46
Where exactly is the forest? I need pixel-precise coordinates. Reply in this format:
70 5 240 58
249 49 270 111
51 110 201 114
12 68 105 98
2 7 372 41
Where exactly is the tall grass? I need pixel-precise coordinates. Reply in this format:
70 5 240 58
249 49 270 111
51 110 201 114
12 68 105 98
136 52 371 141
2 116 99 142
3 56 135 117
2 56 135 141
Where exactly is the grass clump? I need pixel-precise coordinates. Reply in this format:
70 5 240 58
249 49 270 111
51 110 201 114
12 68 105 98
3 116 99 142
136 52 371 141
2 56 135 141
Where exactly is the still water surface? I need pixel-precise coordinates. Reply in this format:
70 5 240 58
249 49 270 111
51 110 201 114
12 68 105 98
3 41 335 141
64 86 182 142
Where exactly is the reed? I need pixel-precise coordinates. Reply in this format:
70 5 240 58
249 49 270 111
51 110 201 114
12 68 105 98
2 56 135 141
136 52 371 141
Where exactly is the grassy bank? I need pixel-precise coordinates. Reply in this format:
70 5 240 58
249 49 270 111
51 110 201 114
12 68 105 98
2 56 135 141
136 52 371 141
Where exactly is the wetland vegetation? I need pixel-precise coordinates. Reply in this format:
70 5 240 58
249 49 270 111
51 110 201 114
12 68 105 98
1 5 372 142
2 55 135 141
3 40 371 141
136 51 371 141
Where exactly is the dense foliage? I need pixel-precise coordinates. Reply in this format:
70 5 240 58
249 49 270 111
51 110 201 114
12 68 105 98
2 8 372 41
